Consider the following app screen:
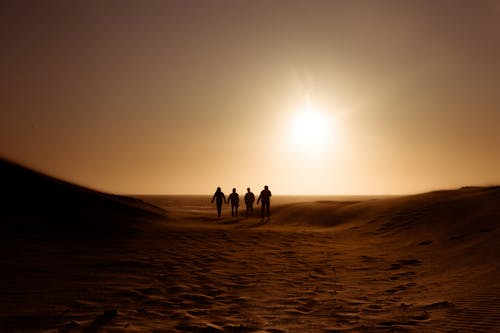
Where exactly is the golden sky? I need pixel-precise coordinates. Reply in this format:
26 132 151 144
2 1 500 194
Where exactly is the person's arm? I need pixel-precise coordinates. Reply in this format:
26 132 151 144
211 193 215 203
257 193 261 205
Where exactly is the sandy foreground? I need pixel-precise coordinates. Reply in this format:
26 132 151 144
0 185 499 333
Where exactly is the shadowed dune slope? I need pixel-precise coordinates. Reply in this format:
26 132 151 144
0 158 167 234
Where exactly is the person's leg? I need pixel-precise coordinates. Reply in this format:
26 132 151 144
261 204 265 220
217 204 222 217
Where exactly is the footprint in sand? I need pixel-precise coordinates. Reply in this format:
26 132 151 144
389 259 422 270
385 282 417 294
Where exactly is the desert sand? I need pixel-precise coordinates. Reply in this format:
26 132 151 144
1 159 500 332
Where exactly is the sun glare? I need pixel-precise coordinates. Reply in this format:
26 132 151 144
289 96 332 152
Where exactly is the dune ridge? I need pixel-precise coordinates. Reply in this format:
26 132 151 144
0 158 167 235
273 186 500 237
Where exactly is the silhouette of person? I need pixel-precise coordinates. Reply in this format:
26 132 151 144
244 187 255 217
257 185 272 221
211 187 226 217
227 188 239 217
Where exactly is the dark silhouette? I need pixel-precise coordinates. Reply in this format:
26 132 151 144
257 185 272 221
244 187 255 217
227 188 240 217
0 158 167 236
211 187 226 217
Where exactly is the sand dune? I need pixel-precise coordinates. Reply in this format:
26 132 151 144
0 158 167 235
1 160 500 332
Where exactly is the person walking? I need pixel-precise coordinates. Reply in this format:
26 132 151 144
244 187 255 217
227 188 239 217
211 187 226 217
257 185 272 221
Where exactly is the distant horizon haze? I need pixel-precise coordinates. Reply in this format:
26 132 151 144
3 155 498 197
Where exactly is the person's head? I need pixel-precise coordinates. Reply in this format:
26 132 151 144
232 188 236 193
264 185 268 190
247 187 250 192
217 187 221 192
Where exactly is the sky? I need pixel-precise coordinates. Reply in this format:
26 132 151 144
1 0 500 195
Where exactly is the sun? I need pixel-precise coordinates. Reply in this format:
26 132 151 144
289 96 331 152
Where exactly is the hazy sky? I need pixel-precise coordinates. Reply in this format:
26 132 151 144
2 0 500 194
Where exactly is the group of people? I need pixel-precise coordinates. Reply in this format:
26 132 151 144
211 186 272 221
